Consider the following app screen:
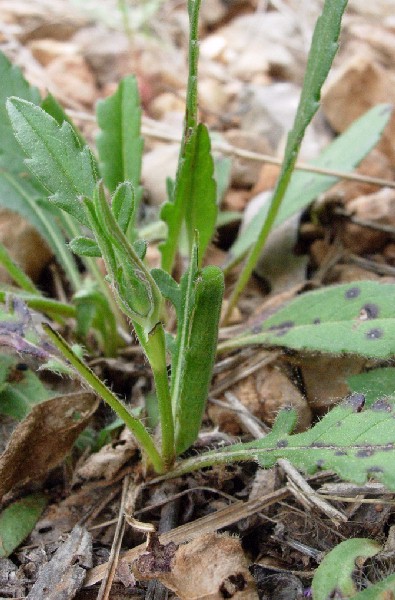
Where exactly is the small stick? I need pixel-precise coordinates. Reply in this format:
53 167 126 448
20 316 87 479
222 391 347 524
96 475 130 600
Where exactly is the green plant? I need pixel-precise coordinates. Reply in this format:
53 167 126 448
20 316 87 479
1 0 395 498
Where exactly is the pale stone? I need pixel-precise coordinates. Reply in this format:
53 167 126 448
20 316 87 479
29 38 79 67
46 54 97 107
142 144 179 206
322 52 395 161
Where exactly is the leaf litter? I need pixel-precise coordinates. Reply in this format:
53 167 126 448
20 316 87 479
1 1 395 599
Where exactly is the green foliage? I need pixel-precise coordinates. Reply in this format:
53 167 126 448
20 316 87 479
0 493 47 557
225 0 348 317
0 355 53 420
174 393 395 490
311 538 381 600
160 124 217 272
96 76 144 214
7 98 98 227
226 105 392 268
348 367 395 407
220 282 395 358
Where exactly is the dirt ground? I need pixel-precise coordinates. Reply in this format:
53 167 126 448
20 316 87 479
1 0 395 598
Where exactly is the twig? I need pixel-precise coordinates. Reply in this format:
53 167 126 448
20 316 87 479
221 391 347 524
96 475 130 600
210 351 279 397
65 109 395 190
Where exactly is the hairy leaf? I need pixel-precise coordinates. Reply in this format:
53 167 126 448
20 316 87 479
348 367 395 407
160 124 217 272
311 538 381 600
177 394 395 490
7 98 98 226
220 281 395 358
68 236 101 257
0 493 47 557
353 574 395 599
226 104 392 267
96 76 143 200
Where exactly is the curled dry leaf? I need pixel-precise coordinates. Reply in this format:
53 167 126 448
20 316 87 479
133 532 258 600
74 427 138 482
0 392 98 498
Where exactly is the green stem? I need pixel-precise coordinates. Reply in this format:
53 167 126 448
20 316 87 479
134 321 175 467
0 289 75 321
43 323 166 474
0 242 40 294
184 0 201 140
223 170 293 323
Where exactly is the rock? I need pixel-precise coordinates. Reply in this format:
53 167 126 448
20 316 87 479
326 264 380 284
238 83 333 158
148 92 185 121
142 144 180 206
224 130 272 188
29 38 80 66
341 187 395 254
347 22 395 69
214 12 305 83
348 0 395 21
72 26 132 86
322 52 395 162
46 54 97 107
200 0 255 29
300 355 366 414
222 189 250 212
0 210 53 284
237 366 311 431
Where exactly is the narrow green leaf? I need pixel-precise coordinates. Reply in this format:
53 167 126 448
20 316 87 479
160 124 217 272
174 264 224 454
96 76 143 198
68 236 101 257
0 241 39 294
311 538 381 600
220 281 395 359
7 98 98 226
225 0 348 315
111 181 135 233
0 493 47 557
151 268 181 317
226 104 392 267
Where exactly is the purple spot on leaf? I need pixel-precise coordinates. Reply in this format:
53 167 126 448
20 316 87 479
366 328 384 340
356 448 375 458
277 439 288 448
342 393 365 412
345 286 361 299
268 321 295 337
360 303 379 319
371 398 393 412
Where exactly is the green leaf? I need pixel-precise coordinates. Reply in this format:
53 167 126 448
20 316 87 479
220 281 395 358
0 358 53 420
96 75 143 200
353 574 395 599
225 0 348 312
226 104 392 267
0 493 47 557
0 51 40 169
311 538 381 600
7 97 98 226
111 181 135 233
68 236 101 257
151 268 181 316
181 393 395 490
348 367 395 407
41 92 89 149
160 124 217 272
174 264 224 454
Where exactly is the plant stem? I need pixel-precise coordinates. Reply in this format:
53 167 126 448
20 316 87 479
43 323 166 474
134 321 175 467
184 0 200 140
0 242 40 295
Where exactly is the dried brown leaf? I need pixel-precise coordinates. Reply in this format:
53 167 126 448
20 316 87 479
0 392 98 498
